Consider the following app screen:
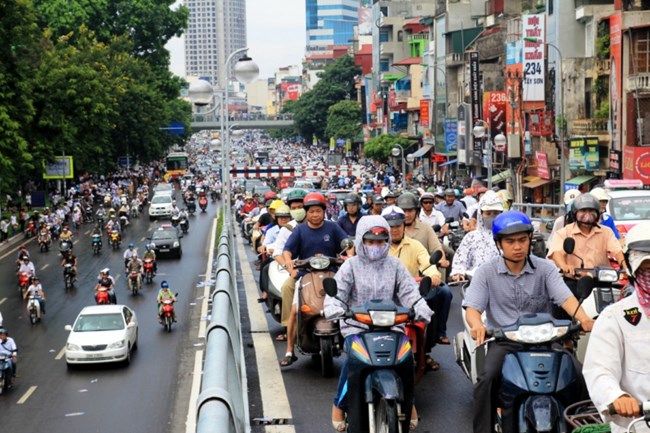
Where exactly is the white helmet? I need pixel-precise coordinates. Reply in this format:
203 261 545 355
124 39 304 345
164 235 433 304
479 190 505 212
563 189 581 206
624 222 650 275
589 187 609 202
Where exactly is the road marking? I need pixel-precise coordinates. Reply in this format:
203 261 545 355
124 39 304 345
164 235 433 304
0 298 6 306
73 239 79 245
55 347 66 360
17 386 37 404
236 228 294 424
140 237 146 242
115 274 120 282
84 230 90 235
0 238 33 261
186 349 203 433
40 264 49 271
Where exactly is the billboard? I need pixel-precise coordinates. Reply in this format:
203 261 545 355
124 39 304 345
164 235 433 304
483 91 507 142
43 156 74 179
420 100 430 127
623 146 650 184
469 51 481 127
609 12 623 151
522 14 545 102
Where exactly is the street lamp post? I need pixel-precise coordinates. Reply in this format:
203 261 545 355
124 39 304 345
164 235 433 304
391 146 414 190
524 37 565 195
473 120 506 189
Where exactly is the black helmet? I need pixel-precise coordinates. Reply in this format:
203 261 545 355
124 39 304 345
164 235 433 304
343 193 362 206
385 190 401 199
572 193 600 214
396 192 419 210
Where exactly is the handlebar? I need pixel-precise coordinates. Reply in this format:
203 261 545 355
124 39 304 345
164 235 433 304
607 401 650 416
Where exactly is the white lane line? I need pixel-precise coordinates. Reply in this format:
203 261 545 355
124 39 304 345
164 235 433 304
0 240 32 261
17 386 37 404
55 347 66 360
140 237 145 242
40 264 49 271
0 298 7 306
73 239 79 245
236 231 294 424
115 274 120 282
186 217 218 433
84 230 90 235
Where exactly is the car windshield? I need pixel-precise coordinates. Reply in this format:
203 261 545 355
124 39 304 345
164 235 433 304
151 196 171 204
74 313 124 332
152 231 176 241
609 196 650 221
154 184 172 192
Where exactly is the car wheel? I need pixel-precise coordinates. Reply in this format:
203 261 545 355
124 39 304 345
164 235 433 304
149 216 155 221
132 330 138 350
177 249 182 259
124 344 131 366
66 362 75 370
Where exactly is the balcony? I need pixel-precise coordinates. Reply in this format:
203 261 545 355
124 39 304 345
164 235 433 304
575 0 613 21
408 33 429 42
570 118 609 136
627 73 650 94
594 59 611 76
446 52 464 66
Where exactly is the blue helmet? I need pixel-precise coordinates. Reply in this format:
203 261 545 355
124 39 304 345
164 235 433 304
492 211 533 240
161 281 169 289
128 243 135 248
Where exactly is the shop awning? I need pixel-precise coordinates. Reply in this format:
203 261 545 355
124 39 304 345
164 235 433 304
490 169 512 184
523 177 552 189
439 158 458 167
408 144 433 158
565 175 595 188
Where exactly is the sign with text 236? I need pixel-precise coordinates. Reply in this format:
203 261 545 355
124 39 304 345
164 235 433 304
522 14 545 102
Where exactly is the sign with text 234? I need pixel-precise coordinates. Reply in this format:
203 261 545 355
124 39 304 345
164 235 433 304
522 14 545 102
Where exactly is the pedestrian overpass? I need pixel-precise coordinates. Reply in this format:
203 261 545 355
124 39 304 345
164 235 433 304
190 119 294 132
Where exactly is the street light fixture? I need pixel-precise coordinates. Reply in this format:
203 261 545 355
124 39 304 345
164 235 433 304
473 121 506 189
391 146 407 189
524 36 565 195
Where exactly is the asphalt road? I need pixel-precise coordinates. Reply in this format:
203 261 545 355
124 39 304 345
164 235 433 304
238 226 474 433
0 201 217 433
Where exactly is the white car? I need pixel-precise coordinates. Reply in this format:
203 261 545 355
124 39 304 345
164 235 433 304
153 183 174 197
64 305 138 367
606 189 650 237
149 194 173 220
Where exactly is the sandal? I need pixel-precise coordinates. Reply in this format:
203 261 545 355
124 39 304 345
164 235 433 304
280 353 298 367
410 417 419 431
425 355 440 371
275 333 287 341
437 336 450 345
331 420 347 431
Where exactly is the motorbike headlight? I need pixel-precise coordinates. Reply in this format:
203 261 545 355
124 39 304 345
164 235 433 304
173 241 180 248
504 323 568 344
309 256 330 270
597 268 618 283
109 340 126 349
67 343 81 351
368 311 396 327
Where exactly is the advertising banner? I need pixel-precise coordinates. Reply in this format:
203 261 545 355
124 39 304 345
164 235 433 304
609 12 623 151
483 91 507 142
469 51 481 127
505 63 523 136
43 156 74 179
568 137 586 170
522 14 545 102
535 151 550 179
445 119 458 153
457 105 467 164
584 137 600 171
623 146 650 184
419 100 430 127
609 149 622 174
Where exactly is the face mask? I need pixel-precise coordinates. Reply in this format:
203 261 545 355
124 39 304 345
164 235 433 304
290 208 306 222
483 216 496 230
329 199 336 204
365 243 389 261
577 211 597 225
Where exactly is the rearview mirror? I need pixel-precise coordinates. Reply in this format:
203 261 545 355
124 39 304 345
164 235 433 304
340 238 354 251
563 238 575 255
430 250 443 265
576 275 595 300
432 224 441 233
419 276 432 296
323 277 338 297
545 220 554 231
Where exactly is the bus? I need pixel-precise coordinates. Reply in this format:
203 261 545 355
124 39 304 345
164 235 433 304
164 151 189 181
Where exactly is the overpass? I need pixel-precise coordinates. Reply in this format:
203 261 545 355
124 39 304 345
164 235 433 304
190 119 294 132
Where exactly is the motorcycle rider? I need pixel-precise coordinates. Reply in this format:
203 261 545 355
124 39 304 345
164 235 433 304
157 281 177 322
463 210 594 433
324 216 434 431
589 186 621 239
125 252 143 290
435 188 465 222
91 224 103 246
95 268 117 304
17 256 36 278
123 243 138 273
548 193 626 299
384 189 400 207
583 221 650 433
368 194 385 216
337 193 364 236
0 329 17 388
60 249 78 282
279 192 350 367
170 200 180 217
23 275 46 315
418 192 446 228
383 205 451 371
59 224 73 246
550 188 582 236
450 190 504 282
15 244 30 268
142 244 158 275
325 192 341 221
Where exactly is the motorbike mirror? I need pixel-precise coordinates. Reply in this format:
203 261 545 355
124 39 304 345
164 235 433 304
419 276 432 297
340 238 354 251
323 277 338 297
545 220 554 231
576 275 595 300
445 217 454 224
563 238 575 255
430 250 443 265
432 224 441 233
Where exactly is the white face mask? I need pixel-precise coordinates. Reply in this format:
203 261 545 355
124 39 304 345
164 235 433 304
290 208 306 222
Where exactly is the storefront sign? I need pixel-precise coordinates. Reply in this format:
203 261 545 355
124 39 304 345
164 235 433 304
568 137 586 170
535 151 550 179
445 119 458 153
609 149 622 174
522 14 546 102
610 12 623 152
623 146 650 184
469 51 481 127
483 91 507 143
419 100 430 127
584 137 600 170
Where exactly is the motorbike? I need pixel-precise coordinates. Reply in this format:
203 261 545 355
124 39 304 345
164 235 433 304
84 206 94 223
481 276 594 433
59 239 73 257
323 277 431 433
119 214 129 231
95 288 113 305
444 218 466 252
130 206 139 219
264 261 290 323
127 272 141 295
295 255 344 377
27 294 42 324
171 214 180 228
92 233 102 255
210 190 220 203
50 222 61 240
63 263 74 290
198 195 208 212
179 215 189 234
24 220 36 238
17 272 31 299
187 198 196 215
0 355 13 394
38 229 51 252
143 258 155 284
109 229 121 250
159 295 178 332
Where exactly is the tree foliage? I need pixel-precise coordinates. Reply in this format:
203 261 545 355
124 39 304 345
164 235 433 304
325 100 361 141
363 134 412 162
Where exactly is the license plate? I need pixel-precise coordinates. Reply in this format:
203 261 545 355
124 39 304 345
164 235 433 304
160 248 170 252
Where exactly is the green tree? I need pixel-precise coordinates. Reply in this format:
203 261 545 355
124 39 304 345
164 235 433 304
363 134 412 162
325 100 361 141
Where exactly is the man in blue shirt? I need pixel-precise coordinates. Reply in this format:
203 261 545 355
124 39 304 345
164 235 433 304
337 193 364 236
435 188 465 222
280 192 350 367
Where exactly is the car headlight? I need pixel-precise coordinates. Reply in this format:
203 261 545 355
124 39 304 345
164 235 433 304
597 268 618 283
67 343 81 351
504 323 568 344
173 241 180 248
109 340 126 349
309 256 330 270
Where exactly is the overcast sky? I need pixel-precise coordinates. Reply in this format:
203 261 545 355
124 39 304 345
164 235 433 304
167 0 306 80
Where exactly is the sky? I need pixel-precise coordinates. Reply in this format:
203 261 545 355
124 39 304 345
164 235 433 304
167 0 306 80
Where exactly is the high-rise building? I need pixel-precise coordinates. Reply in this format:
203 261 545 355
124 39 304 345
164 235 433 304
184 0 247 89
306 0 359 54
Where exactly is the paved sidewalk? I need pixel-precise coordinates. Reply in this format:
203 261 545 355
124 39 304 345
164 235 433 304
0 232 32 255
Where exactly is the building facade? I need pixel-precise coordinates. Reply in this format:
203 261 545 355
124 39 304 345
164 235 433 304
306 0 359 54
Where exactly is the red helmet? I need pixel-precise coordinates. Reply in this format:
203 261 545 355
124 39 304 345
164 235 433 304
263 191 277 202
303 192 327 209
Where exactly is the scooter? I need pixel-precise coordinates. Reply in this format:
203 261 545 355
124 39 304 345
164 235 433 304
179 215 189 234
27 294 42 324
110 229 121 250
295 255 344 378
92 233 102 255
24 220 36 238
119 214 129 231
0 355 13 394
159 294 178 333
171 214 180 228
323 277 431 433
143 258 155 284
59 239 73 257
264 260 290 323
63 263 74 290
488 276 594 433
84 206 94 223
95 288 113 305
187 198 196 215
38 229 51 252
127 272 141 295
17 272 31 299
130 206 139 219
199 195 208 212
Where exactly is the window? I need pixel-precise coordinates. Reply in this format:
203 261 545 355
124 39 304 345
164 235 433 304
635 29 650 73
380 59 390 72
379 31 389 43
